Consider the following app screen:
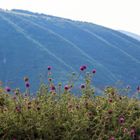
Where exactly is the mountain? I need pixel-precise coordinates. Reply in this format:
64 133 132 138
119 30 140 41
0 9 140 92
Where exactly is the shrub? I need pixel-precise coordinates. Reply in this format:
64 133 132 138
0 66 140 140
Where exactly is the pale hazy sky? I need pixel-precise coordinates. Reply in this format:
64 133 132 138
0 0 140 35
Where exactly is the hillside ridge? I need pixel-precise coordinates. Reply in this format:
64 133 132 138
0 9 140 91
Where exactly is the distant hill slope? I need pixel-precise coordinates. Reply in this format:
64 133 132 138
119 30 140 41
0 9 140 91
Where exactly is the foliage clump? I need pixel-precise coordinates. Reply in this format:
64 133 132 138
0 66 140 140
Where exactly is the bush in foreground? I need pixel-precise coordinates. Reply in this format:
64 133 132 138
0 66 140 140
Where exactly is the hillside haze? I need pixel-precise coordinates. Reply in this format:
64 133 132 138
0 9 140 91
119 30 140 41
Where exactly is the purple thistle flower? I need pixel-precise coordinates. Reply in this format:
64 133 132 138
5 86 11 92
51 86 55 91
109 98 113 103
64 85 69 90
109 136 115 140
130 128 136 138
83 65 87 70
137 86 140 92
24 77 29 82
25 82 30 88
92 69 96 74
80 65 87 71
15 106 21 113
119 116 125 124
48 66 52 71
108 110 113 114
81 84 85 89
80 66 84 71
48 78 52 82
